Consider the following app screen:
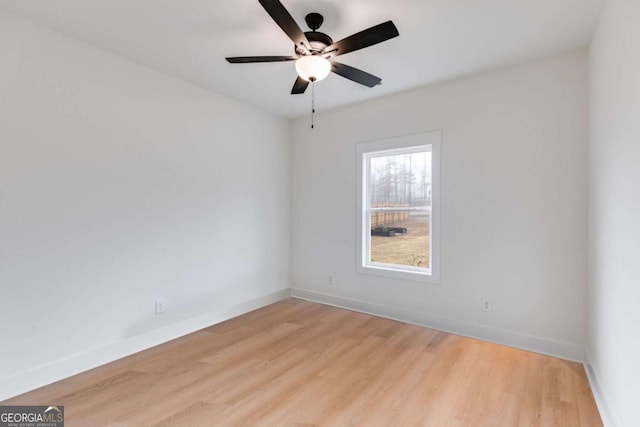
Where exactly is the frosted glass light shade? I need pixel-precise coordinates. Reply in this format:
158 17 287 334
295 55 331 82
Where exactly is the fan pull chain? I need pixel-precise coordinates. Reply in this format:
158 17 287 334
311 79 315 129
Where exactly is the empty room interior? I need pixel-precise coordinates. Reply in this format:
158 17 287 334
0 0 638 426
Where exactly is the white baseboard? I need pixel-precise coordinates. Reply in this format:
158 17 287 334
584 352 618 427
0 288 291 402
291 288 585 362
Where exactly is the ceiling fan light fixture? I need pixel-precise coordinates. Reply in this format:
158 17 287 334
295 55 331 82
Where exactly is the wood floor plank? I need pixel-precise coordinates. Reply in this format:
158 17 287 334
1 298 603 426
203 347 314 406
112 359 263 426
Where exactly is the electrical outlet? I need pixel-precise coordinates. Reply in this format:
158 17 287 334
328 275 334 285
155 299 166 314
482 298 492 312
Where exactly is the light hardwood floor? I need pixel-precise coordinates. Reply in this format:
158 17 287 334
2 298 602 426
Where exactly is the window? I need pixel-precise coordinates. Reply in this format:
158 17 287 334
356 131 441 283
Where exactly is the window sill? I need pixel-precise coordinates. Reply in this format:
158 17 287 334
357 263 440 284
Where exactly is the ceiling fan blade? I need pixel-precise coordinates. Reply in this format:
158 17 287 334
226 56 297 63
291 76 309 94
323 21 399 57
331 62 382 87
259 0 311 53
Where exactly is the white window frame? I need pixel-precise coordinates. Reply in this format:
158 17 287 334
356 131 441 284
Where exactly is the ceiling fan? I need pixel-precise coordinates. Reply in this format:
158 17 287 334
225 0 400 95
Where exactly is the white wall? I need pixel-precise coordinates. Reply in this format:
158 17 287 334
291 50 589 360
0 10 290 399
588 0 640 425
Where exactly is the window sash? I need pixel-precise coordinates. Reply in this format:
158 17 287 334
364 145 432 273
368 206 430 212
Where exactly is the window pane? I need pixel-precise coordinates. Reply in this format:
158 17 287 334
369 212 430 269
369 151 432 208
368 149 431 270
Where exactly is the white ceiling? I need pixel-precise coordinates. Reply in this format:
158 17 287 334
0 0 603 118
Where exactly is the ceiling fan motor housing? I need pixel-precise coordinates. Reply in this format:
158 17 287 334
303 31 333 54
294 13 333 55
